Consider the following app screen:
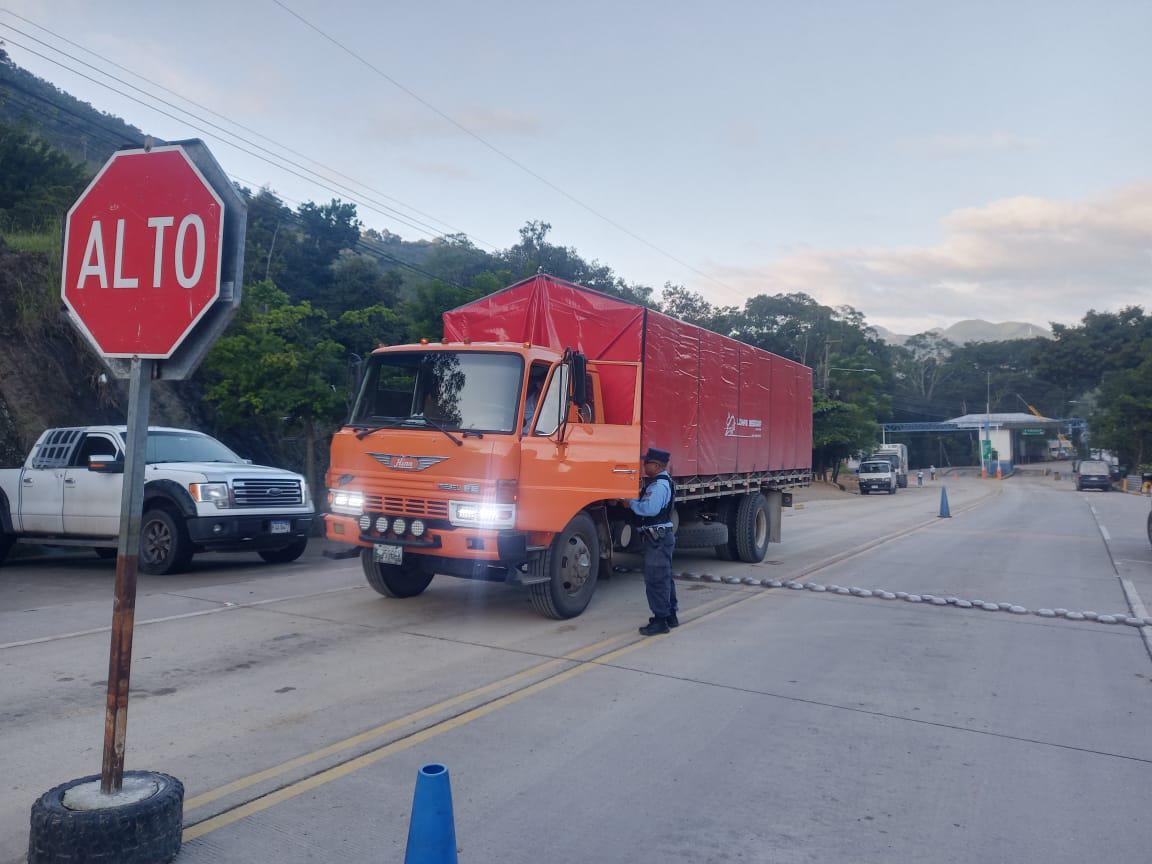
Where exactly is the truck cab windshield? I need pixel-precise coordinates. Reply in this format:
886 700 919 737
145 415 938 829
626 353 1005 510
860 462 891 475
352 351 524 434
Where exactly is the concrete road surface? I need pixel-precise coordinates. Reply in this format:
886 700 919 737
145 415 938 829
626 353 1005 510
2 472 1150 862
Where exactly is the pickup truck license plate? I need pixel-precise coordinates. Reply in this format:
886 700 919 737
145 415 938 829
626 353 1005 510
270 520 291 534
374 544 403 565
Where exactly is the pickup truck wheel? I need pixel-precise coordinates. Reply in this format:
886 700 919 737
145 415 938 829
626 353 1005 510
0 534 14 565
258 536 308 564
529 512 600 619
734 493 770 563
1146 510 1151 547
361 550 433 598
139 509 192 575
888 483 896 495
860 488 869 496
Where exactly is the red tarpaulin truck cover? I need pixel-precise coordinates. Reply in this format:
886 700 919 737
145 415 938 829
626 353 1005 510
442 275 812 478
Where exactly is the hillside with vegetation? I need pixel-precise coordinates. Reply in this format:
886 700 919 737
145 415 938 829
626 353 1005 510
1 47 1149 494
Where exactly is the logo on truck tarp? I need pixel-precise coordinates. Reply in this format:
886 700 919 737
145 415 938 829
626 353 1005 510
725 414 763 438
369 453 449 471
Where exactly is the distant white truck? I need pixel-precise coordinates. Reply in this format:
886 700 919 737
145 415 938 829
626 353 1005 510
871 444 909 488
0 426 315 573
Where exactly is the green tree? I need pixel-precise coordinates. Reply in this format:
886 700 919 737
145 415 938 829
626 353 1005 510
0 122 87 232
201 281 347 505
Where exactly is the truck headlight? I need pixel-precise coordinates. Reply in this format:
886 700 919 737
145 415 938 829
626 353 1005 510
449 500 516 529
189 482 230 508
329 490 365 515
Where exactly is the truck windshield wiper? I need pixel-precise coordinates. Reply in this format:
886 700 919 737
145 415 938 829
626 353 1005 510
352 419 406 440
407 416 464 447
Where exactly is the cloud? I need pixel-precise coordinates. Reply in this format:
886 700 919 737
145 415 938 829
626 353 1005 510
364 107 543 144
708 180 1152 331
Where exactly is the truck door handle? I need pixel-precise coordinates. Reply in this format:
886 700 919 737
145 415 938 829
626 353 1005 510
612 467 638 474
64 478 76 486
22 477 33 485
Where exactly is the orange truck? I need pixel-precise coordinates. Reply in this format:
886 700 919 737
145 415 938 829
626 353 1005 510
325 275 812 618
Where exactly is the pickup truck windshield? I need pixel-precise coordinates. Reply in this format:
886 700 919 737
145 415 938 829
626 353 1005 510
117 431 242 464
352 351 524 434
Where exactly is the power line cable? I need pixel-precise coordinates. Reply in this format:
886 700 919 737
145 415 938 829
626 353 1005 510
0 86 128 152
0 25 463 243
0 34 481 244
271 0 748 304
0 8 494 249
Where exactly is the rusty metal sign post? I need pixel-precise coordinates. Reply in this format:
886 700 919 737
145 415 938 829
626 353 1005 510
100 356 153 793
28 139 245 863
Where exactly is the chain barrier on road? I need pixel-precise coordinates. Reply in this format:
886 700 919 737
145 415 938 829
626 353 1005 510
608 567 1152 629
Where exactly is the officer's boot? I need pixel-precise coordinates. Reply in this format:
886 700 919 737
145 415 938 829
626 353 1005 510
639 617 670 636
650 613 679 628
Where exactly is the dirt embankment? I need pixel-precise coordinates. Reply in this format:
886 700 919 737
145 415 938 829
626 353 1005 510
0 245 208 465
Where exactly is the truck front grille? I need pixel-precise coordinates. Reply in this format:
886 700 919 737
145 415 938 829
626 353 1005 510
364 495 449 518
233 478 303 507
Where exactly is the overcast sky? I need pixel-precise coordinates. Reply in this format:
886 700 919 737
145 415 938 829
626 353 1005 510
4 0 1150 332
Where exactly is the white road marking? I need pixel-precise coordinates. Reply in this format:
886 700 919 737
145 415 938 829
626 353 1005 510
0 585 362 651
1099 524 1111 541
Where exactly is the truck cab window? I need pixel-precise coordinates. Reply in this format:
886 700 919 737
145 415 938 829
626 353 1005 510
72 435 118 467
523 363 549 434
533 365 569 437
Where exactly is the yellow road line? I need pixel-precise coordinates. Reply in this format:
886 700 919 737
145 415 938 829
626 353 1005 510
182 592 750 842
184 490 1005 842
183 592 743 814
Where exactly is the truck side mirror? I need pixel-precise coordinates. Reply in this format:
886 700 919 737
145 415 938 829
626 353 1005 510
88 454 124 474
570 352 588 410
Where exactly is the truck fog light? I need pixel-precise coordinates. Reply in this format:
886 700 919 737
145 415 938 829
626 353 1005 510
410 519 426 538
392 518 407 536
375 517 389 533
359 514 371 531
212 523 224 534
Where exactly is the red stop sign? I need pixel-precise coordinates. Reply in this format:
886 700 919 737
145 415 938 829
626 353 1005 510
62 145 225 359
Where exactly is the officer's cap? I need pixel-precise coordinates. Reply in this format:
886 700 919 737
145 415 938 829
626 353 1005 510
643 447 671 465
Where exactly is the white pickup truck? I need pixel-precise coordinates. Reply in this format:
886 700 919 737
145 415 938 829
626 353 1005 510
0 426 315 573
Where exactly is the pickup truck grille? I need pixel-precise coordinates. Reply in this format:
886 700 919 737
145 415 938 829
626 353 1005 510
364 494 449 518
233 478 303 507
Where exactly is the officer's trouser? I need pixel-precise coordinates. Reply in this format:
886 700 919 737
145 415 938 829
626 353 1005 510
642 530 677 618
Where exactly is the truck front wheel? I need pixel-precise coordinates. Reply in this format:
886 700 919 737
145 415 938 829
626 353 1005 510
140 509 193 575
529 512 600 619
734 493 770 563
361 550 433 598
0 534 13 566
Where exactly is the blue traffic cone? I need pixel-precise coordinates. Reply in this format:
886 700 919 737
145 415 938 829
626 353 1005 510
404 764 458 864
938 487 951 518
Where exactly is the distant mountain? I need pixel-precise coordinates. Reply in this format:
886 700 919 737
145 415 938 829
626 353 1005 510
873 319 1053 346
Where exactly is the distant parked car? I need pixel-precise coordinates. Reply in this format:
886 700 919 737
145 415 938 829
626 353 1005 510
1075 460 1112 492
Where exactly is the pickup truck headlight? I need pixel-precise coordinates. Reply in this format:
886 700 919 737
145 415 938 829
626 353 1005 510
328 490 365 515
189 482 230 508
449 500 516 529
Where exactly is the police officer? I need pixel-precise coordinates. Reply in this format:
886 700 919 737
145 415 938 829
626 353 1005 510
629 447 678 635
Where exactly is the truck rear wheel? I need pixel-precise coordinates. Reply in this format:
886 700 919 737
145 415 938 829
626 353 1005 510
734 493 770 563
0 534 13 566
361 550 433 598
675 521 728 549
713 499 739 560
140 509 193 575
529 512 600 619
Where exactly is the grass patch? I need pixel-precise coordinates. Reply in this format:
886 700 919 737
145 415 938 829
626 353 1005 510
2 230 58 255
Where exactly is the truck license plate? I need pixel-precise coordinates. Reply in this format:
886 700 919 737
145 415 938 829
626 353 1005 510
270 520 291 534
374 544 403 565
